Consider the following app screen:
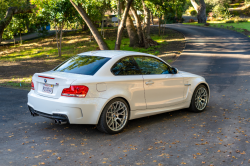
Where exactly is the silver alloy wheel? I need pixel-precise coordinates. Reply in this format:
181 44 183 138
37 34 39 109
194 87 208 111
106 101 128 131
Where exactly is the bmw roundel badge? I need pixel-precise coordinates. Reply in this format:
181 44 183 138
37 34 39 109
44 79 47 83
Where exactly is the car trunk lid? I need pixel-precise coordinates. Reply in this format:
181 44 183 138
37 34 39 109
33 71 90 99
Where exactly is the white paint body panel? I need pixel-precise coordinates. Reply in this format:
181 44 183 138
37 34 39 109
27 50 210 125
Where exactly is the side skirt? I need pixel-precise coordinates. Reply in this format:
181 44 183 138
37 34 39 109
129 101 190 120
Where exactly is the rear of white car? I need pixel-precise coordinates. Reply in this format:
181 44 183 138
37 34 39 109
27 54 112 125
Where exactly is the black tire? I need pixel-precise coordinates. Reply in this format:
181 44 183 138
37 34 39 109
97 98 130 134
189 84 208 112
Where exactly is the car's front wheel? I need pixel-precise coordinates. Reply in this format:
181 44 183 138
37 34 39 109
97 98 129 134
189 84 208 112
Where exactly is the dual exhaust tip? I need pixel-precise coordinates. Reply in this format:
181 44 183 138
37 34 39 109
54 119 67 125
29 107 68 125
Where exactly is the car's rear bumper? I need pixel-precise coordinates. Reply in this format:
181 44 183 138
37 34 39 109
27 90 108 124
28 106 69 121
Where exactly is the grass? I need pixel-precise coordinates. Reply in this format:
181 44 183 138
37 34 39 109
184 21 250 35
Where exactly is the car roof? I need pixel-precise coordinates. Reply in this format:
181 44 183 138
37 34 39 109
78 50 150 58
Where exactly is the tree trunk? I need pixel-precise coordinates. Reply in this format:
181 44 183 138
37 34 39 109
70 0 109 50
130 6 144 47
142 0 150 40
191 0 206 23
151 13 154 25
0 1 35 44
158 16 161 36
117 0 121 26
142 0 158 48
55 24 60 57
20 33 22 44
126 14 139 47
115 0 134 50
59 23 63 57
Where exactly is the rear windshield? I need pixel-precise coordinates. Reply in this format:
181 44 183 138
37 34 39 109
53 55 110 75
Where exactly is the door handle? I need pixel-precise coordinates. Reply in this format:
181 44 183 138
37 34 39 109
145 81 154 85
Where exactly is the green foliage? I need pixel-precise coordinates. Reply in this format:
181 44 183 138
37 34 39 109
184 21 250 31
225 19 234 23
34 0 77 25
0 0 28 19
73 0 111 22
205 0 231 19
185 6 197 16
190 9 197 16
146 0 186 23
225 17 248 23
1 0 39 40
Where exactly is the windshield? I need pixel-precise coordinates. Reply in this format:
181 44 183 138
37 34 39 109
53 55 110 75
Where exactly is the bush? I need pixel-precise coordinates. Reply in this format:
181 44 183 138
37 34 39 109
225 17 249 23
237 19 248 22
212 3 231 19
190 10 197 16
225 20 234 23
185 7 197 16
214 17 224 21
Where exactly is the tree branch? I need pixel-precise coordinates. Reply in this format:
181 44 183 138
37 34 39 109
70 0 109 50
190 0 199 12
0 3 35 43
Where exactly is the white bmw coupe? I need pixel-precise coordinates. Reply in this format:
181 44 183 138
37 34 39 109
28 50 209 134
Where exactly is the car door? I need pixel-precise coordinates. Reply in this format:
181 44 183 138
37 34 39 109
110 56 146 110
133 56 184 109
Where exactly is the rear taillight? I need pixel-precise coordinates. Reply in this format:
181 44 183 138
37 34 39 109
61 85 89 98
31 80 35 90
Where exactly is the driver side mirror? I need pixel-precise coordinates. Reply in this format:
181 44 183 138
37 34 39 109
171 67 179 74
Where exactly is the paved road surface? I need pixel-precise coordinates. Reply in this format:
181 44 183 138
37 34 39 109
1 24 250 165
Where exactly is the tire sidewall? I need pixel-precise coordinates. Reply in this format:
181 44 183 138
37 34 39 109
190 84 208 112
98 98 130 134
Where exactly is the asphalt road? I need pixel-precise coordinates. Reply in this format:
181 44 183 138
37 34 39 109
1 24 250 166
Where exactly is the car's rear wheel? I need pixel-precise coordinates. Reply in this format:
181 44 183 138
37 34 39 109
97 98 129 134
189 84 208 112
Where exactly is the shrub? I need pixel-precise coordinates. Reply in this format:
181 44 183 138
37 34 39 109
225 20 234 23
226 17 249 23
214 17 224 21
185 7 197 16
190 10 197 16
237 19 248 22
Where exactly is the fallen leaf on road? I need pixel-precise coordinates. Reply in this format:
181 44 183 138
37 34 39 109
240 151 246 154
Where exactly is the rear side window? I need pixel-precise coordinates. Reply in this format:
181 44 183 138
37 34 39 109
134 56 171 75
53 55 110 75
111 56 141 75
